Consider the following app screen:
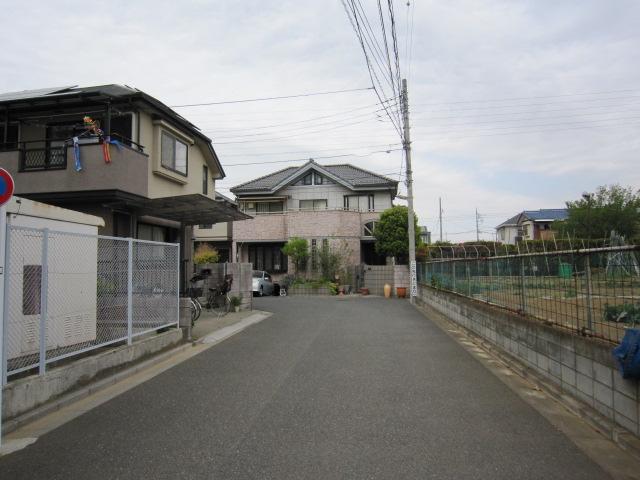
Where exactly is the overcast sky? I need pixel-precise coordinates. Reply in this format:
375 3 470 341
2 0 639 241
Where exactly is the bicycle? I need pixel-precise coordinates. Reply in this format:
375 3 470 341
188 273 207 326
206 274 233 317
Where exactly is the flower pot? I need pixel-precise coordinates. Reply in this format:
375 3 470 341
359 288 369 296
383 283 392 298
396 287 407 298
234 306 240 313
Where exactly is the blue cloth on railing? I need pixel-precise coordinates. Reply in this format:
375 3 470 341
73 136 82 172
613 328 640 379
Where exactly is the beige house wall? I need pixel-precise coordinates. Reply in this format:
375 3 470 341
139 112 219 200
193 222 231 241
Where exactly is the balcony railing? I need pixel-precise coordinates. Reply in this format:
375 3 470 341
20 146 67 172
0 135 146 173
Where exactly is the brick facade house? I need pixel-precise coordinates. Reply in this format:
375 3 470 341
227 160 398 279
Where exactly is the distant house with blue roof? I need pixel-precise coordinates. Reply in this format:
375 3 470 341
496 209 568 244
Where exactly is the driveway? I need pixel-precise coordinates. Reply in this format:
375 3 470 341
0 296 609 479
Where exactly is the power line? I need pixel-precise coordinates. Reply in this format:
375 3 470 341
202 105 399 139
218 142 403 157
169 87 374 108
212 117 400 145
412 94 640 113
412 98 640 120
411 88 640 107
199 98 398 133
419 119 640 140
342 0 403 138
222 148 403 166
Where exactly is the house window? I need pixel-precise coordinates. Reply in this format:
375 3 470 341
248 244 287 273
314 173 324 185
500 229 505 240
23 265 42 315
368 194 375 211
202 165 208 195
254 201 284 214
363 221 377 236
299 199 327 210
344 195 371 211
199 224 212 229
303 173 313 185
161 131 188 175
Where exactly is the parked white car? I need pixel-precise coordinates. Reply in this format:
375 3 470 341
252 270 274 296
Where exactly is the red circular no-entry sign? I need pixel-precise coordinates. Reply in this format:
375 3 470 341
0 168 15 207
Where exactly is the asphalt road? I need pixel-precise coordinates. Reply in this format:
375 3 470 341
0 296 610 479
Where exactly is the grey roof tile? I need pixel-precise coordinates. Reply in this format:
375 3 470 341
230 162 397 193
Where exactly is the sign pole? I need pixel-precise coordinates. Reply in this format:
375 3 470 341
0 167 15 449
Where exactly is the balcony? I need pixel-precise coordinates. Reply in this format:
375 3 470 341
0 140 149 198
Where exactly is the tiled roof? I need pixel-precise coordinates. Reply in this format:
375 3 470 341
496 214 521 229
496 209 568 229
231 161 397 193
231 166 299 192
522 209 568 221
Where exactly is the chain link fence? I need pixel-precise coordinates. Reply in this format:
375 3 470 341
418 246 640 344
3 225 179 381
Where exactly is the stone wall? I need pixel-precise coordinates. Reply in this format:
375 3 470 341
417 284 640 438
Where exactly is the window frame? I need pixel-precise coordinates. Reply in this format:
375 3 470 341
202 165 208 195
161 131 188 177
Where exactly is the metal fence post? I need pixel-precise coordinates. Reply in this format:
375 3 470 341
520 257 527 314
1 224 11 386
127 238 133 345
584 254 594 333
39 228 49 375
452 261 456 291
487 259 493 303
176 242 181 327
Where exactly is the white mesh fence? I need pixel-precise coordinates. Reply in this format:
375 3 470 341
2 226 179 381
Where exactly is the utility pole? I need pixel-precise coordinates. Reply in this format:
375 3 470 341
401 78 417 304
439 197 443 243
475 208 480 242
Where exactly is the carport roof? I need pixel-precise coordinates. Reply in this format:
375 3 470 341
137 194 252 224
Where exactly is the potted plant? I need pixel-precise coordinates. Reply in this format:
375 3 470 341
230 295 242 312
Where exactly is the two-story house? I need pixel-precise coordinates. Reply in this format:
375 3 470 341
496 209 568 244
0 84 249 289
226 160 398 278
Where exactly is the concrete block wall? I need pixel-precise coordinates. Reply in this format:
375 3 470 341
363 265 394 296
417 284 640 438
198 263 253 311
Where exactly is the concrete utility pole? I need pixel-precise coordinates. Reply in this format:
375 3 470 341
401 79 417 303
439 197 443 243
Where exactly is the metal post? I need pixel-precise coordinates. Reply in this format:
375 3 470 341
127 238 133 345
1 217 10 386
401 79 417 304
0 205 6 447
176 242 181 328
488 259 493 303
584 254 594 333
39 229 49 375
520 257 527 314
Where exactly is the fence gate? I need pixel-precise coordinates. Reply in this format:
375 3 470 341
2 225 180 382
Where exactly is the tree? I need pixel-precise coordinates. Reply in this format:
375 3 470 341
194 244 219 264
374 205 421 263
556 185 640 240
282 237 309 274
